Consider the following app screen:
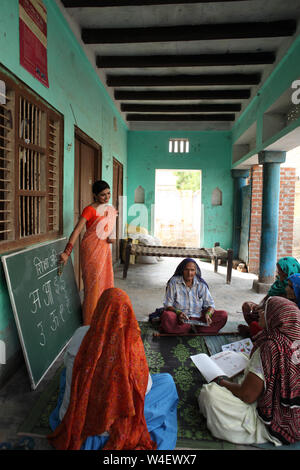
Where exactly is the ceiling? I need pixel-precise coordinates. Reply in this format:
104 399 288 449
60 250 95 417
58 0 300 131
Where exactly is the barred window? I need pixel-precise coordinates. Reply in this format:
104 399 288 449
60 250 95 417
169 138 190 154
0 71 63 252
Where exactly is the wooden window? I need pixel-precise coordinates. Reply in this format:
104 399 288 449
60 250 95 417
0 79 14 244
0 70 63 252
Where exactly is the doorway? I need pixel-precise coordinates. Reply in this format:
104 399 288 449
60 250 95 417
74 128 102 290
112 157 124 263
154 169 201 247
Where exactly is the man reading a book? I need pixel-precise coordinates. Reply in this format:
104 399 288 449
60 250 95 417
159 258 227 335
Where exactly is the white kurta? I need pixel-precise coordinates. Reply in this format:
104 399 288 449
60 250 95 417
198 348 282 446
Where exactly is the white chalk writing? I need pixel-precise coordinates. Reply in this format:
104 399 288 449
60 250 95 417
42 280 54 307
29 289 41 313
37 321 46 347
33 249 59 279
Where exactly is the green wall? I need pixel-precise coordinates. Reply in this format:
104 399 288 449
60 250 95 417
0 0 127 369
232 34 300 164
127 131 233 249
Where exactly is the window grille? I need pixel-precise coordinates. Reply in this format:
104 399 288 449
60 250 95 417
169 138 190 154
0 79 14 242
0 71 63 251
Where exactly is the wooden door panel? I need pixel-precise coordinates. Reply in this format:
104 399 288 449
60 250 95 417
74 131 102 291
73 137 81 291
80 142 95 212
112 158 124 263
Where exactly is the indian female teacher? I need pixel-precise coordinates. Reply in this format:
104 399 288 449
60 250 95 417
160 258 227 335
199 296 300 446
60 180 117 325
47 288 178 450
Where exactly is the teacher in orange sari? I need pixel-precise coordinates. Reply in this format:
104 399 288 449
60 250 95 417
60 180 117 325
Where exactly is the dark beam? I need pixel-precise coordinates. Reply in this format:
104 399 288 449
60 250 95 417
126 114 235 121
115 89 250 100
107 73 260 87
62 1 251 7
121 103 241 112
97 52 276 68
82 20 296 44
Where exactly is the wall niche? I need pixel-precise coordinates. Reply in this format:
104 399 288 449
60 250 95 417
212 187 222 206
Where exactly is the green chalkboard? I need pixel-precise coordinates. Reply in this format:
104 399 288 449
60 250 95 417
1 238 82 389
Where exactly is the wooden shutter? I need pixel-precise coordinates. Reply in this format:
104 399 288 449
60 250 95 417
0 69 63 252
0 79 15 242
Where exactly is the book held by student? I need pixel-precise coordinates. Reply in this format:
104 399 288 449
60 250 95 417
190 350 249 383
221 338 253 357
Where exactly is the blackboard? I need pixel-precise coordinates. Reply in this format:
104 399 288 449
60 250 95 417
1 238 82 389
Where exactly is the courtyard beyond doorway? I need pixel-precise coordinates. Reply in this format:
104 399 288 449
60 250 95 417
154 169 202 247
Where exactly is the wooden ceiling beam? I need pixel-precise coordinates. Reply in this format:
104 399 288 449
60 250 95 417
126 113 235 121
115 89 250 100
62 0 250 7
97 52 276 68
107 73 260 87
82 20 296 44
121 103 241 112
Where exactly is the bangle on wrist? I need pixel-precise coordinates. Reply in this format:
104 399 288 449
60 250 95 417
215 375 226 386
64 242 73 257
207 310 213 318
175 309 182 316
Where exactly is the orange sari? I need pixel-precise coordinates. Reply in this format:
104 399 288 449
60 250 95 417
80 205 117 325
47 288 157 451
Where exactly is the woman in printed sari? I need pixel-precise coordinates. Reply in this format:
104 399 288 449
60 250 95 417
160 258 227 335
238 256 300 338
199 296 300 446
47 288 178 451
60 180 117 325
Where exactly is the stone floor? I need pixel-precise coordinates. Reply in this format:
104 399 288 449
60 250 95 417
0 257 265 452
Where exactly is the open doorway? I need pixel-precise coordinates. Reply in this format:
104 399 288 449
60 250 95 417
154 169 201 247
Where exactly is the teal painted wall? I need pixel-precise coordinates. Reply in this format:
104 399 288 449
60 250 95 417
0 0 127 366
127 131 233 249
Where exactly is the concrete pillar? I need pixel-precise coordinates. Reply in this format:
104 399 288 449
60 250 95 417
231 169 249 258
254 151 286 291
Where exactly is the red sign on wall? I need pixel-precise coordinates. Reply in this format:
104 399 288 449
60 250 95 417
19 0 49 88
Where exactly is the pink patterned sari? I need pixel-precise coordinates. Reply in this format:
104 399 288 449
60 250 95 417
80 205 117 325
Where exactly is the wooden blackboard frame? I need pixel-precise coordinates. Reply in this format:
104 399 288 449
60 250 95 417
1 237 82 390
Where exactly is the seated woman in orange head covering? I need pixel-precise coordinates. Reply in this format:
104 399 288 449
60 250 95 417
47 288 178 450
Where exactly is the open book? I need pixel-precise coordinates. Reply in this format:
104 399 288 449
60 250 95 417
190 350 249 383
221 338 253 357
